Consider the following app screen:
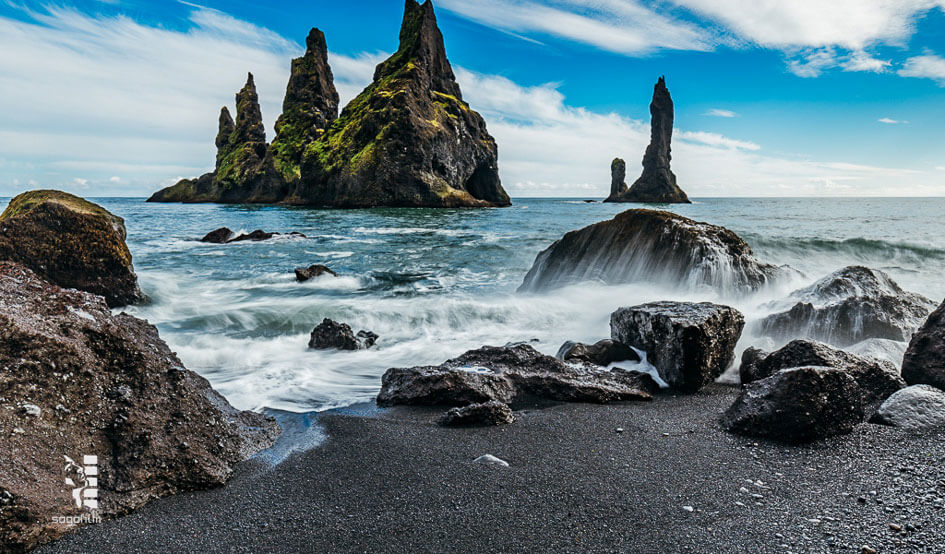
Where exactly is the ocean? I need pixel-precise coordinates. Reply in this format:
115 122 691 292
5 196 943 413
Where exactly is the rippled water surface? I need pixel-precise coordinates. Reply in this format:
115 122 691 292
4 196 944 412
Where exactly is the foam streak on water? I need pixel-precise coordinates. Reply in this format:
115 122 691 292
4 197 944 413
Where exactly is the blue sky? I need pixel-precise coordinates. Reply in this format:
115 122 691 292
1 0 944 197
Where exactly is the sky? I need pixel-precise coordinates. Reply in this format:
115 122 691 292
1 0 944 198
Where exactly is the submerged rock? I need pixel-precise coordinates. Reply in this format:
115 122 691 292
556 339 640 366
200 227 234 243
722 366 864 443
605 77 689 204
0 262 279 551
873 385 945 431
519 209 783 294
295 264 338 282
309 318 377 350
902 299 945 390
228 229 276 242
0 190 146 307
377 343 657 407
758 266 935 347
743 339 904 416
440 401 514 426
201 228 304 244
611 301 745 392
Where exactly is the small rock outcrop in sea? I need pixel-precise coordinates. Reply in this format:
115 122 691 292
519 209 783 294
0 190 145 307
610 302 744 392
742 339 904 416
556 339 640 366
902 299 945 390
377 343 658 408
873 385 945 431
0 262 280 551
295 264 338 282
309 318 378 350
439 401 515 426
149 1 510 208
605 77 690 204
200 228 304 244
722 366 864 443
201 227 234 243
758 266 935 347
609 158 628 199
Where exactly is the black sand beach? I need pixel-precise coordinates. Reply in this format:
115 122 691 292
40 386 945 553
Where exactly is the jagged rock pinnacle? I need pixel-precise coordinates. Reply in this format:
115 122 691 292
234 72 266 144
610 158 628 198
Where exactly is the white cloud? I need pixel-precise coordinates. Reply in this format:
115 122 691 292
787 48 839 78
679 131 760 151
899 53 945 85
878 117 908 124
704 109 736 118
109 176 121 183
842 50 891 72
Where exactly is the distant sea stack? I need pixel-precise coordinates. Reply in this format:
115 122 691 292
149 0 510 208
605 77 690 204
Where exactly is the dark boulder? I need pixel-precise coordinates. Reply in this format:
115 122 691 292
611 301 744 392
743 339 904 416
228 229 276 242
0 262 279 551
758 266 935 347
0 190 146 307
439 401 514 426
308 318 377 350
902 299 945 389
200 227 234 243
722 366 864 443
556 339 640 366
377 343 657 407
519 209 784 294
738 347 769 385
873 385 945 431
295 264 338 282
605 77 689 204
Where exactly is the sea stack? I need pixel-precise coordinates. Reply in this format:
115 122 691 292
605 77 690 204
149 0 509 208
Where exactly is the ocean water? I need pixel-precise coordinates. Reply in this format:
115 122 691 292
4 196 945 412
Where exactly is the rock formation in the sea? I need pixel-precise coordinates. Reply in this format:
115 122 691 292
295 264 338 282
149 1 510 208
309 318 378 350
556 339 640 366
722 366 864 443
901 299 945 390
439 401 515 426
611 302 744 392
758 266 935 347
199 227 304 243
873 385 945 431
609 158 628 199
0 190 145 307
605 77 690 204
519 209 784 294
742 339 904 416
377 343 658 409
0 262 280 551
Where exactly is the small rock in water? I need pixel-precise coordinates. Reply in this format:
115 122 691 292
473 454 509 467
294 264 338 282
308 318 377 350
200 227 233 243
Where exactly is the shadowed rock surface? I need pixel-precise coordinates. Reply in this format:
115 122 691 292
743 339 904 416
0 262 279 552
738 347 769 384
723 366 864 442
308 318 377 350
0 190 145 307
758 266 935 347
902 299 945 389
439 401 514 426
377 343 658 408
519 209 784 294
873 385 945 431
605 77 689 204
149 1 509 208
294 264 338 282
200 227 234 243
611 301 744 392
556 339 640 366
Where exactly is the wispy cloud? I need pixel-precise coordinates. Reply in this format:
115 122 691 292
878 117 908 124
898 52 945 85
704 109 736 118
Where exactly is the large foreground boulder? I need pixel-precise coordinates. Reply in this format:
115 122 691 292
0 190 145 307
742 339 904 416
556 339 640 366
0 262 279 551
902 299 945 390
519 209 783 294
722 366 864 443
377 343 658 407
873 385 945 431
611 302 744 392
758 266 935 347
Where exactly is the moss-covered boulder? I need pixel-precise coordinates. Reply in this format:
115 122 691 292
0 190 145 307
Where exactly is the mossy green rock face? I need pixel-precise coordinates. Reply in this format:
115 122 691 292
149 0 509 208
0 190 146 307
